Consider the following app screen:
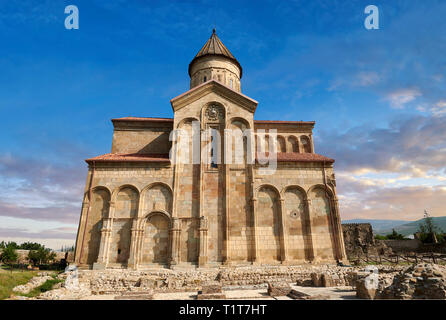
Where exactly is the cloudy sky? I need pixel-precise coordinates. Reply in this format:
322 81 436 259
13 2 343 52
0 0 445 249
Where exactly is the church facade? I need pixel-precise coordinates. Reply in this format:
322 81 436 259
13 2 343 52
74 30 347 269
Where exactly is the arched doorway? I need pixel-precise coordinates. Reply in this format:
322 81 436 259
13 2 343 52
142 213 170 265
257 185 281 262
83 187 110 265
309 187 336 260
110 186 138 264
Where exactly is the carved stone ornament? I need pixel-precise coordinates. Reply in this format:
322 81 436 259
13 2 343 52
200 215 208 229
205 104 222 121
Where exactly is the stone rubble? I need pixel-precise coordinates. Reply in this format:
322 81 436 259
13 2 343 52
378 263 446 299
16 263 446 300
12 272 54 294
267 282 292 297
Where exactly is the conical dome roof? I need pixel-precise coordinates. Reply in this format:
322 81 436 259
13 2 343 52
188 29 242 78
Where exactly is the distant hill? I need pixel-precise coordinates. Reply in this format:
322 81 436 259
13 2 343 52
377 216 446 236
342 217 446 236
342 219 408 233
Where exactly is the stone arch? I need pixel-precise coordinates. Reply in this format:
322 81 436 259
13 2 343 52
111 184 139 202
113 185 139 219
308 185 336 261
177 116 200 129
141 182 173 216
255 184 281 199
307 184 334 198
256 185 282 262
82 186 110 265
109 185 139 265
89 185 112 199
202 101 227 122
229 118 251 164
175 118 199 165
301 135 312 153
255 134 271 153
277 136 286 153
141 211 171 265
287 136 299 153
283 186 312 261
226 118 253 262
229 117 251 129
202 103 226 168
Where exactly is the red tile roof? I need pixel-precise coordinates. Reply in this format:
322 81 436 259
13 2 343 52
85 153 171 164
111 116 315 125
257 152 334 163
111 117 174 122
85 152 334 164
254 120 315 125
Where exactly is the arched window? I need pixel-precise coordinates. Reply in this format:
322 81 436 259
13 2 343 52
277 136 286 153
288 136 299 153
229 79 233 88
301 136 312 153
203 76 207 82
210 135 218 168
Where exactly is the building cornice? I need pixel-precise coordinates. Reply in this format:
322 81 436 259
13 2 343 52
170 80 258 113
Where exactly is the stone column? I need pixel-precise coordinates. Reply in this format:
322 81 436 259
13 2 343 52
127 219 140 269
278 198 288 263
93 200 114 269
304 199 317 262
298 137 304 154
331 198 347 261
309 133 315 153
169 217 181 266
223 163 230 265
74 200 90 264
95 217 112 268
198 216 208 267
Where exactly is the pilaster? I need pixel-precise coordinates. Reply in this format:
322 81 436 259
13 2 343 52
278 198 288 263
96 217 112 266
304 199 317 262
198 216 208 267
169 217 181 266
127 219 141 269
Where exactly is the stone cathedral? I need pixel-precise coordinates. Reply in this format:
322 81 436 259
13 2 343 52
74 30 347 269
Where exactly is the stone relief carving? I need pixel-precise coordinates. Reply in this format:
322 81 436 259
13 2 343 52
200 215 208 229
205 104 222 121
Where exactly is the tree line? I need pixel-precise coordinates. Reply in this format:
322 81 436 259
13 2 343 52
0 241 73 271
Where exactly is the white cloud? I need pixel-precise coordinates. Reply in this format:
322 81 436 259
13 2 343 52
385 88 421 108
431 101 446 116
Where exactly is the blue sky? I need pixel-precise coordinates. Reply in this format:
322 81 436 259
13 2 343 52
0 0 445 249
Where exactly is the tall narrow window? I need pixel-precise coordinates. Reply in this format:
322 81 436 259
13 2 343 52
203 76 207 82
229 79 233 88
210 135 218 168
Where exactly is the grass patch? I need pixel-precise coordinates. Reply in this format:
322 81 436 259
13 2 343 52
0 270 38 300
